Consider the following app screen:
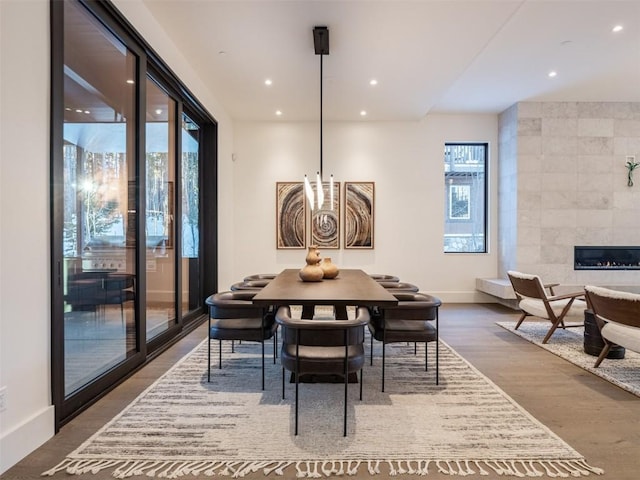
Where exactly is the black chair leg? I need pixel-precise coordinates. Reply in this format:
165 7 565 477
425 342 428 371
344 370 348 437
207 338 211 382
436 340 439 385
370 336 373 366
218 339 222 369
382 342 386 392
273 330 278 363
281 368 285 399
261 340 265 391
359 369 363 400
294 371 299 436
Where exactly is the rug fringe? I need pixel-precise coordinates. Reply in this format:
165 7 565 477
41 458 603 478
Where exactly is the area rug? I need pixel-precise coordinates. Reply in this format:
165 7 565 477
43 337 602 478
497 321 640 398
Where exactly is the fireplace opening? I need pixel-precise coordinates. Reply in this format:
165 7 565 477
574 246 640 270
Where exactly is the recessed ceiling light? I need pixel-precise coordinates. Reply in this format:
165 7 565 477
155 109 162 115
612 25 623 33
360 110 367 116
369 79 378 86
84 110 90 114
65 107 71 111
264 79 273 86
275 110 282 116
75 109 83 113
548 71 557 78
126 79 134 84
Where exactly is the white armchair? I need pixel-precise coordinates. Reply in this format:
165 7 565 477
584 285 640 367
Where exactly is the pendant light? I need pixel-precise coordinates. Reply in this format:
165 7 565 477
304 26 334 212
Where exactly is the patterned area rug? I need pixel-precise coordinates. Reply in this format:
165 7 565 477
497 321 640 398
43 336 603 478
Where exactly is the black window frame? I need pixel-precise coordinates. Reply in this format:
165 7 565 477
50 0 218 429
443 142 488 254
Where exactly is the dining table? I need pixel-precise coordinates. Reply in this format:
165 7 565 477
252 268 398 319
252 268 398 383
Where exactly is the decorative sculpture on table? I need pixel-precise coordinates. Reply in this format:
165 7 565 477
299 245 324 282
320 257 339 279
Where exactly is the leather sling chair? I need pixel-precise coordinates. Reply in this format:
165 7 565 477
508 270 586 344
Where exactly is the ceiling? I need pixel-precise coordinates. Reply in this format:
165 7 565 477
140 0 640 122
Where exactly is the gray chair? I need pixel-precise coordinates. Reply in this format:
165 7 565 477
205 290 278 390
275 305 370 436
368 292 441 391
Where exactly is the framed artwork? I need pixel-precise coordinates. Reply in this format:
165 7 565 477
276 182 306 249
344 182 374 249
311 181 340 249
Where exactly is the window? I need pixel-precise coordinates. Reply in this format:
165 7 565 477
444 143 487 253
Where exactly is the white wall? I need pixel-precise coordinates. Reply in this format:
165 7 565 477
0 0 54 472
0 0 234 472
231 114 499 302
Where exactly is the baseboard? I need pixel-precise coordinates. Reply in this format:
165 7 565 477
432 291 497 303
0 405 55 474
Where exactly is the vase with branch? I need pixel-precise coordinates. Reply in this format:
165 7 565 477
626 157 639 187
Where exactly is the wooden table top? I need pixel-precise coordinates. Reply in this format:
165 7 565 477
252 268 398 308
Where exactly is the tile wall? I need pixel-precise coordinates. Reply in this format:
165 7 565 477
498 101 640 286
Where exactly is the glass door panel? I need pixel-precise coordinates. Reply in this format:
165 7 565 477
145 78 177 340
181 115 201 318
62 0 137 397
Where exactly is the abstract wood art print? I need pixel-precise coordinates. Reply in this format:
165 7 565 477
345 182 374 249
276 182 306 249
311 181 340 249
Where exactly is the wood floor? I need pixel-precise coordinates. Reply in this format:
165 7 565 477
3 303 639 479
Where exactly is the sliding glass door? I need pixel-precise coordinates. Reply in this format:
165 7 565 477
145 78 177 340
181 114 202 319
60 0 138 397
51 0 216 428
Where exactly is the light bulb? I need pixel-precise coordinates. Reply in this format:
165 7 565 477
316 172 324 210
330 175 334 210
304 175 315 210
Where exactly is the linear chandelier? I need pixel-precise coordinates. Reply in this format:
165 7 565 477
304 26 334 211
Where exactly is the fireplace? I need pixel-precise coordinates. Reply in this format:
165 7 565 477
574 246 640 270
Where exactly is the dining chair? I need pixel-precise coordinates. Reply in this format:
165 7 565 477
369 274 400 283
584 285 640 367
243 273 277 282
230 279 271 291
379 281 420 292
205 290 278 390
275 305 370 436
368 292 441 391
507 270 586 344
